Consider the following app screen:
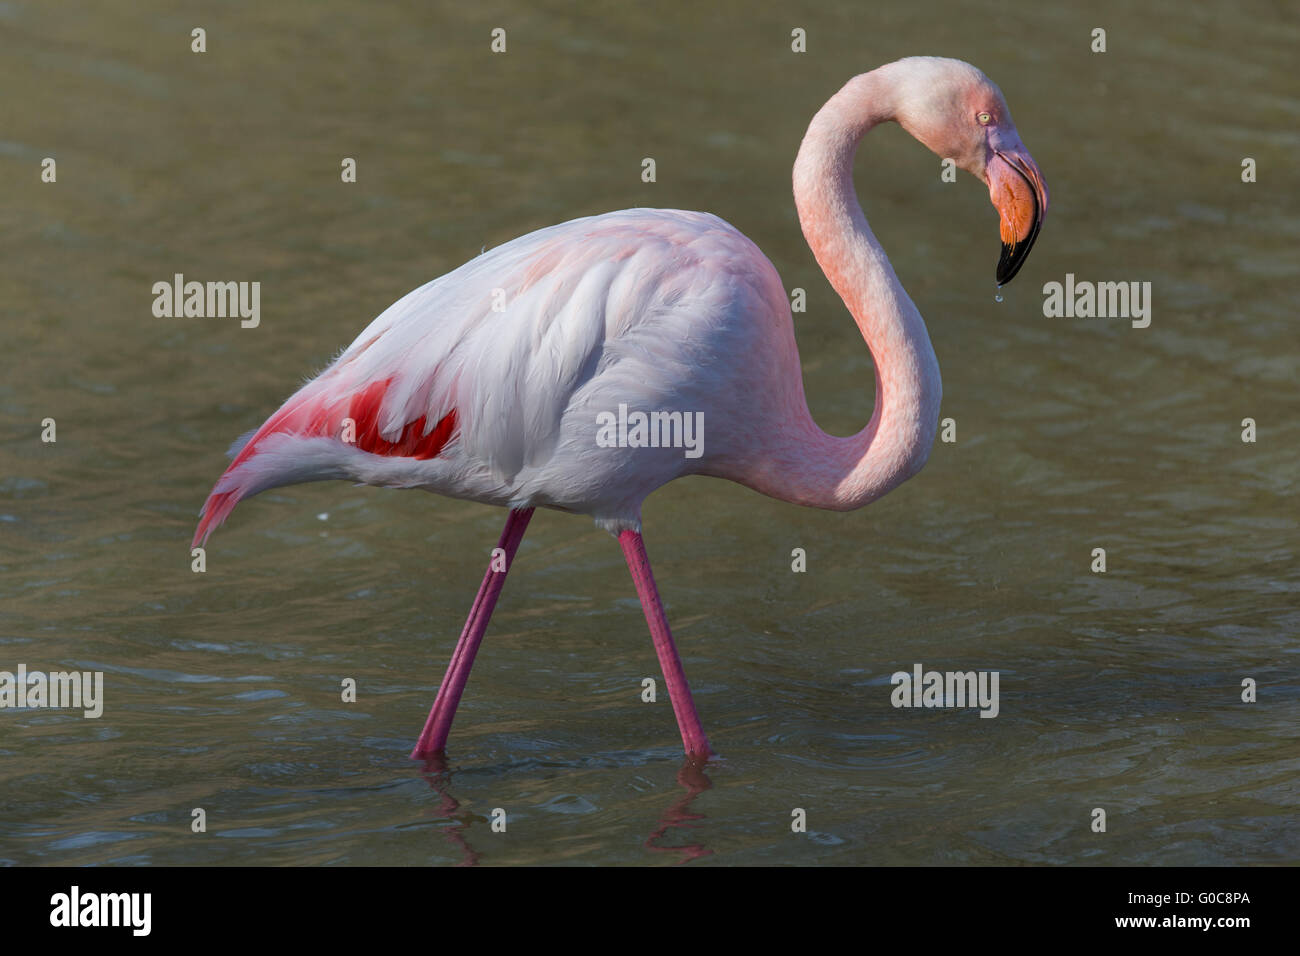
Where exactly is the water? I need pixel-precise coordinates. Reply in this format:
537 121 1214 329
2 0 1297 865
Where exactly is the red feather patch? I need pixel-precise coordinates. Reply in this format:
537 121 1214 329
344 379 458 460
193 376 458 547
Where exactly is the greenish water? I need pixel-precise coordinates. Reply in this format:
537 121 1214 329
1 0 1297 865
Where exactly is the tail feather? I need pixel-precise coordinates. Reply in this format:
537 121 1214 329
226 428 258 459
192 377 459 548
193 491 242 549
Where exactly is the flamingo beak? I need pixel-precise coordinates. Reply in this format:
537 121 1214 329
987 141 1048 285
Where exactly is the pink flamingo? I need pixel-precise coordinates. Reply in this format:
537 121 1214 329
193 57 1047 762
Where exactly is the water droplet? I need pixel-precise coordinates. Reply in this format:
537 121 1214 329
994 283 1003 303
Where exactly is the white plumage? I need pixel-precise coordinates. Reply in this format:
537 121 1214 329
196 208 798 542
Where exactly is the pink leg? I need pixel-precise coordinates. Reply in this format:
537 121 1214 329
411 507 533 760
619 529 712 760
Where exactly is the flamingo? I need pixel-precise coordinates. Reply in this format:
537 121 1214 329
193 56 1048 762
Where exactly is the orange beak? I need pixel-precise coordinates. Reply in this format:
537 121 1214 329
986 139 1048 284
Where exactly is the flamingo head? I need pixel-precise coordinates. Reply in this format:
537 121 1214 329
891 57 1050 285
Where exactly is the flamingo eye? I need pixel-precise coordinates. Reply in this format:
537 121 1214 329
977 111 992 125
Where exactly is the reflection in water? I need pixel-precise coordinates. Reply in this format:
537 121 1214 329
643 760 714 864
416 756 480 868
416 755 714 866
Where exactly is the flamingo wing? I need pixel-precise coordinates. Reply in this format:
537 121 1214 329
193 209 774 546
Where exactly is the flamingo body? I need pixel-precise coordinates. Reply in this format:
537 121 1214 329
193 57 1048 760
195 209 794 544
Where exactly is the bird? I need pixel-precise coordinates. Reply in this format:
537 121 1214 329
193 56 1048 763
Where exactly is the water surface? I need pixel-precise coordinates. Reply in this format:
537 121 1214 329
1 0 1297 865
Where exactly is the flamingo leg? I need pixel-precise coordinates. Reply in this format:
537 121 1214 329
619 529 712 760
411 507 534 759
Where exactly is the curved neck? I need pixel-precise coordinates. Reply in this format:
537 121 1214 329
750 70 942 511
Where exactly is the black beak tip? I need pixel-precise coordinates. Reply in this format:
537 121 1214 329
996 241 1027 285
995 210 1042 286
